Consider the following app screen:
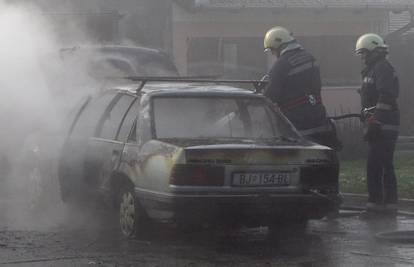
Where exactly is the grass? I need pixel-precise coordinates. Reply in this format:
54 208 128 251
339 150 414 199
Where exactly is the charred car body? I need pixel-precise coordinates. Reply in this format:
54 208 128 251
21 46 179 210
58 80 340 237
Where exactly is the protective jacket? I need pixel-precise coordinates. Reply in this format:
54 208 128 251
265 45 329 136
360 56 400 134
360 55 400 206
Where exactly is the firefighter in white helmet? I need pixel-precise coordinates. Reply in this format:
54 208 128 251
355 33 400 217
263 26 341 150
264 26 295 55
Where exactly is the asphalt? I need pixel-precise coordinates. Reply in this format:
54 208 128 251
342 193 414 215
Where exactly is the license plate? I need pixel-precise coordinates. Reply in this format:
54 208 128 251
232 172 291 186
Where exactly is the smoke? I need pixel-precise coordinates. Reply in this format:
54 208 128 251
0 0 99 230
0 1 58 127
0 0 177 230
0 2 58 167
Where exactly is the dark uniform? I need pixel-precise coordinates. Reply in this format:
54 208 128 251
360 56 400 206
265 45 340 149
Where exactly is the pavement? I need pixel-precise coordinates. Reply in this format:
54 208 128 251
342 193 414 214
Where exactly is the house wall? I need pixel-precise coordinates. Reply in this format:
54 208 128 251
172 6 389 73
19 0 172 51
171 5 390 114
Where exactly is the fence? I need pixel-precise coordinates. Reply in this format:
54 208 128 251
397 136 414 151
334 117 413 159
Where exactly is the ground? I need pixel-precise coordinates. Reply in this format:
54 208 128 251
1 199 414 267
1 148 414 267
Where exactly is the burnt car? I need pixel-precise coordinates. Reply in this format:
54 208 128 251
20 46 179 211
58 79 340 237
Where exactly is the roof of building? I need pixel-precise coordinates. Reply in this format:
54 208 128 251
191 0 414 9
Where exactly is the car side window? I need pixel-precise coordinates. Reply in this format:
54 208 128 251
65 96 92 136
71 93 117 139
117 99 139 143
99 94 136 140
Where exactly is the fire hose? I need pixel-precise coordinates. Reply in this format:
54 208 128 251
327 106 376 121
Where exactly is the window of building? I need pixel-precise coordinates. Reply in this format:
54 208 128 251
187 37 266 80
298 35 361 86
187 35 360 86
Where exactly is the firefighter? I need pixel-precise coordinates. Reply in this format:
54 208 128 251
355 33 400 216
263 26 340 150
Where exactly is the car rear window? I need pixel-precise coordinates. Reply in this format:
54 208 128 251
152 96 298 140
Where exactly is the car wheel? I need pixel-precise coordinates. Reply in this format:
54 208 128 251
118 184 149 238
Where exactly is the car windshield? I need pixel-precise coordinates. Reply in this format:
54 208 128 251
152 96 300 140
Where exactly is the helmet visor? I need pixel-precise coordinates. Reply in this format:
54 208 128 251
355 48 368 55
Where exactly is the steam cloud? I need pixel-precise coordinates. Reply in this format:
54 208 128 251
0 0 98 229
0 0 175 230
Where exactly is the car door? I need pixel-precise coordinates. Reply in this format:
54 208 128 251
113 98 141 183
123 96 156 189
84 93 138 198
59 92 118 200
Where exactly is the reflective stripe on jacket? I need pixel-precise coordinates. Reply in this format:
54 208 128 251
360 57 400 131
265 46 328 131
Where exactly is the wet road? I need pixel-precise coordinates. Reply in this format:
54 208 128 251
1 201 414 267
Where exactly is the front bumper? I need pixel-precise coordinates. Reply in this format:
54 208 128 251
135 188 340 226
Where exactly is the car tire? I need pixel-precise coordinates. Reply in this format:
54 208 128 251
118 183 150 238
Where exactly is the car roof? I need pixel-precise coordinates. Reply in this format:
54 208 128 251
111 82 260 97
61 45 166 56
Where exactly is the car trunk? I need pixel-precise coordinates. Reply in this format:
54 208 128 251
163 142 338 224
164 141 337 191
183 143 332 166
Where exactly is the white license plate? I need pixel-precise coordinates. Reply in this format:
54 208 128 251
232 172 291 186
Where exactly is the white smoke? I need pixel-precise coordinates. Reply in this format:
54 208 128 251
0 0 176 230
0 1 59 129
0 1 98 229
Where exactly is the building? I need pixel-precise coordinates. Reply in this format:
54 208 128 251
15 0 172 50
11 0 414 128
171 0 414 115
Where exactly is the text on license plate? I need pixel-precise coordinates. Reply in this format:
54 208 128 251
232 172 291 186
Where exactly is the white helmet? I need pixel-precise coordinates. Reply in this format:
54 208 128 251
355 33 388 55
264 26 295 52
